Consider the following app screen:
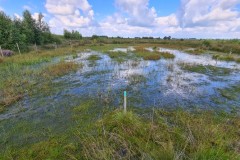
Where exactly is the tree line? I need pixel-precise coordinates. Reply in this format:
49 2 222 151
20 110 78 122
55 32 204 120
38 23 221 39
0 10 57 51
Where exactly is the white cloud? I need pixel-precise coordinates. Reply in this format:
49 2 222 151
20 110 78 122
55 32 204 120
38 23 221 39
44 0 240 38
0 6 4 11
45 0 96 32
14 13 22 20
32 13 39 21
115 0 157 27
179 0 240 28
176 0 240 37
23 5 32 11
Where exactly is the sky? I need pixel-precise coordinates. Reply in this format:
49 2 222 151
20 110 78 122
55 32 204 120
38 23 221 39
0 0 240 38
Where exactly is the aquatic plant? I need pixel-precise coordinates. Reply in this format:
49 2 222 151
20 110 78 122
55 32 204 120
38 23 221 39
179 63 231 76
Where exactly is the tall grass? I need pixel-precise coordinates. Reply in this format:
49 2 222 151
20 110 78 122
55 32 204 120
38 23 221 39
2 105 239 160
134 46 175 60
0 47 82 112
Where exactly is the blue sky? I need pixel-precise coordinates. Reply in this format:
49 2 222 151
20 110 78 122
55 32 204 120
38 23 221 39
0 0 240 38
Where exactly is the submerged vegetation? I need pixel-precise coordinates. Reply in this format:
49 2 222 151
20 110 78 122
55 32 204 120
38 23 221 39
218 83 240 101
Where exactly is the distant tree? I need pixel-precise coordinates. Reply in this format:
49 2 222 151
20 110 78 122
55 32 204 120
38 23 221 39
71 30 82 40
64 29 82 40
91 35 99 40
36 13 52 44
163 36 171 40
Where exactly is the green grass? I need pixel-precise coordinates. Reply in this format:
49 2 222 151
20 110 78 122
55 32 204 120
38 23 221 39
106 51 129 63
0 47 82 112
213 54 236 62
1 103 239 160
87 55 102 61
180 63 231 76
133 46 175 60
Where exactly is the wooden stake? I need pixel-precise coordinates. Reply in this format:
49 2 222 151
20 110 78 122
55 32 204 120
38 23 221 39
124 91 127 113
16 43 21 54
0 46 3 57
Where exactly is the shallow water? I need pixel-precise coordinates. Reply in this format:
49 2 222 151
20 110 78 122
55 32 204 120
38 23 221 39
1 48 240 121
1 48 240 151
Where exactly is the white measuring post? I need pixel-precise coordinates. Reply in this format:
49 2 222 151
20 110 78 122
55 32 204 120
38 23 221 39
0 46 3 57
124 91 127 113
16 43 21 55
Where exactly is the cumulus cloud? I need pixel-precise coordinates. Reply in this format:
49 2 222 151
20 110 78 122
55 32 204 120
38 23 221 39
115 0 157 27
177 0 240 37
45 0 96 32
44 0 240 38
179 0 240 27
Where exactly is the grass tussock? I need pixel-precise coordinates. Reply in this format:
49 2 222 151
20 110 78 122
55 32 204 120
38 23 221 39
160 51 176 59
213 54 236 62
41 61 80 78
134 46 175 60
106 51 129 63
87 55 102 61
0 57 3 63
180 63 231 76
1 99 240 159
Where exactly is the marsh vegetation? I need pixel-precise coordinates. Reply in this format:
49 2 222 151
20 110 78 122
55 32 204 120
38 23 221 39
0 39 240 159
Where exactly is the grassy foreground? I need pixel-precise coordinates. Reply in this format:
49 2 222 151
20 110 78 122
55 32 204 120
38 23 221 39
1 99 240 160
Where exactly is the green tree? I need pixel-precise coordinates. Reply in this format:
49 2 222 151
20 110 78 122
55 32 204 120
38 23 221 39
22 10 39 44
64 29 72 39
0 11 12 48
